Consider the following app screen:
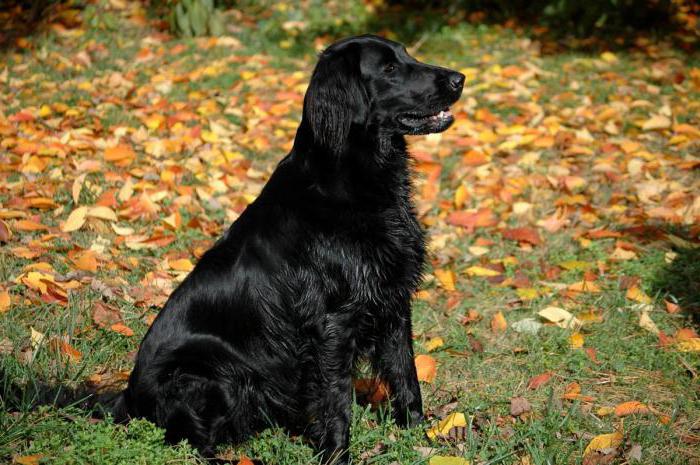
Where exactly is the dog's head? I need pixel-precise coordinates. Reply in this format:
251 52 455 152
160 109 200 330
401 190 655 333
303 35 465 151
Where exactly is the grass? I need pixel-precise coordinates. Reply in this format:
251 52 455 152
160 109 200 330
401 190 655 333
1 1 699 464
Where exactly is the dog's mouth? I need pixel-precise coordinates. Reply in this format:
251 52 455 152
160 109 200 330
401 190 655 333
397 106 455 134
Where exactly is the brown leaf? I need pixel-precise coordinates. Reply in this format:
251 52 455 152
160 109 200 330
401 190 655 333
92 302 123 328
502 227 541 246
510 396 531 416
446 208 497 231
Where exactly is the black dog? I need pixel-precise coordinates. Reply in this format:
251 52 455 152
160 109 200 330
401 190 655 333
115 35 464 464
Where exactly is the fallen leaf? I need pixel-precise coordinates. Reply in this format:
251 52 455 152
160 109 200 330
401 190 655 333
626 286 651 304
427 411 467 439
538 306 582 329
491 311 507 333
639 311 659 334
614 401 649 417
676 339 700 352
434 268 457 291
570 332 584 348
642 114 671 131
584 432 623 455
169 258 195 272
429 456 469 465
424 337 444 352
72 250 98 273
110 322 134 337
465 266 500 277
527 372 552 390
0 290 10 313
13 455 43 465
62 206 88 232
415 354 437 383
664 300 680 314
510 397 531 416
502 227 541 245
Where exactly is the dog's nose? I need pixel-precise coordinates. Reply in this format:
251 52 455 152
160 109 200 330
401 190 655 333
448 72 465 91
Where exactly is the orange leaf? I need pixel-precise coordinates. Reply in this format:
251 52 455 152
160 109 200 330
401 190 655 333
491 311 507 333
446 208 497 231
110 322 134 337
13 455 43 465
676 328 699 341
415 354 437 383
72 251 98 273
614 401 649 417
664 300 681 314
527 372 552 390
236 456 255 465
49 338 82 362
13 219 48 231
0 290 10 313
104 144 135 165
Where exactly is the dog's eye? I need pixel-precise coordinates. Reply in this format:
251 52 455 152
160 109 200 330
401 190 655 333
383 63 396 74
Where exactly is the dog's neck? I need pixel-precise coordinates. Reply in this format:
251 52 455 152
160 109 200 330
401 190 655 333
280 120 411 206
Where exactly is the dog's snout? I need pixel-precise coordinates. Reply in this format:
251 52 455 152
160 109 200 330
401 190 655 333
448 72 465 91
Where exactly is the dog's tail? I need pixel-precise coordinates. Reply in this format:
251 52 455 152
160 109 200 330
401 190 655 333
0 366 128 422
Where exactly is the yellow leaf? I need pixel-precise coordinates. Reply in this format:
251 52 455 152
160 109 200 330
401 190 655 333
465 266 500 277
600 51 618 63
454 184 468 208
676 338 700 352
467 246 489 257
569 332 584 348
30 327 45 350
22 271 55 294
0 290 10 313
538 306 582 329
491 311 507 333
642 114 671 131
596 406 615 416
38 104 52 118
627 286 651 304
584 432 623 455
639 311 659 334
424 337 444 352
169 258 194 272
415 354 437 383
434 268 456 291
87 206 118 221
516 288 538 301
429 456 469 465
427 412 467 439
72 173 86 204
62 206 88 232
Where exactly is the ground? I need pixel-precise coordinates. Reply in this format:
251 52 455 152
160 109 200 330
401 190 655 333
0 1 699 465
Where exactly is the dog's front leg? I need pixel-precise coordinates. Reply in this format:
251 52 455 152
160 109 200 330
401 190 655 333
374 306 423 428
308 316 354 465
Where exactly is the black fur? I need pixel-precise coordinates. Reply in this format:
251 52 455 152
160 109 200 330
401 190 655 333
118 35 464 464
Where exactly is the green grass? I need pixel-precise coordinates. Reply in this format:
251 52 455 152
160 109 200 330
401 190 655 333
1 1 699 464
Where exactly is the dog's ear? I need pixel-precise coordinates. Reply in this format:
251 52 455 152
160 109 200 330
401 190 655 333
303 44 368 152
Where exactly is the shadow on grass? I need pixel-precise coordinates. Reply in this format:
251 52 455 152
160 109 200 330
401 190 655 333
0 0 78 51
649 244 700 327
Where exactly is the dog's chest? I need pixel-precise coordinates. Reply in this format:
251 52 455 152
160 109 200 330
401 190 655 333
335 206 424 302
